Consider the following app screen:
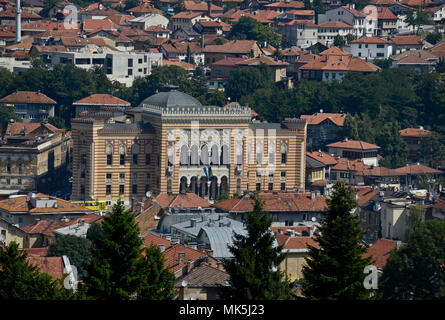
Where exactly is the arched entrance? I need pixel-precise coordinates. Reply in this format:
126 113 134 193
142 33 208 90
199 176 207 198
190 176 198 194
220 176 228 196
210 177 218 200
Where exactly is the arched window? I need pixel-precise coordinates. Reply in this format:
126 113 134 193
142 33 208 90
180 176 187 194
119 144 126 165
167 179 172 194
235 141 243 165
221 144 230 165
119 144 126 155
167 144 174 166
281 143 288 164
180 145 189 165
106 144 113 154
106 144 113 166
201 144 209 165
210 145 219 165
190 145 199 165
132 144 139 165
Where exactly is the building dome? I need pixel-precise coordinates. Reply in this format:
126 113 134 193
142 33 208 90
139 90 203 109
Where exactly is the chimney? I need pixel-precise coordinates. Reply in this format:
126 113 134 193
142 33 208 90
311 191 316 201
206 249 213 257
309 226 313 237
207 0 211 16
16 0 21 43
159 244 165 252
190 218 197 227
396 240 402 249
178 252 185 264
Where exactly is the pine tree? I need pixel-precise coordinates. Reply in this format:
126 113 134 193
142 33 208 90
221 197 295 300
0 242 69 300
84 201 145 300
137 245 175 300
301 181 372 300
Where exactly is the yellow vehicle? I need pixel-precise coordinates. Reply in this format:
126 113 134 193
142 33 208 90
72 200 108 212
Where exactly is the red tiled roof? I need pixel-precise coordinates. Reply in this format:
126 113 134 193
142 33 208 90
320 46 352 56
318 21 352 28
264 1 305 9
22 20 80 32
183 1 223 13
430 41 445 58
5 122 62 136
399 128 431 137
363 239 398 269
73 94 130 106
152 193 211 209
0 193 92 214
0 91 57 104
0 8 41 19
394 163 442 175
204 40 257 54
396 55 435 65
390 35 422 46
356 187 380 206
307 151 338 165
300 112 346 126
143 233 172 248
351 36 392 44
146 25 170 33
236 55 288 67
327 139 380 150
126 3 164 15
23 247 49 257
161 41 203 54
21 220 69 237
376 6 398 20
211 57 246 66
284 236 320 250
162 60 196 70
83 18 117 32
171 11 205 19
355 166 400 177
27 256 65 280
214 193 328 213
163 244 207 273
332 158 369 171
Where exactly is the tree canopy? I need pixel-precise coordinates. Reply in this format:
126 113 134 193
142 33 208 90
229 16 282 48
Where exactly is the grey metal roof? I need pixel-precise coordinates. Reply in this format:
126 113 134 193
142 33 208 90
138 91 203 109
306 155 325 168
102 122 154 131
199 225 247 259
249 122 284 130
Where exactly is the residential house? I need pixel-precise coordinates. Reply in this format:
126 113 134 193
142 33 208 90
280 47 319 78
203 40 262 64
375 6 398 36
0 123 71 195
26 255 70 281
129 13 170 30
276 20 318 48
357 187 383 243
394 163 443 190
431 200 445 220
0 217 28 248
0 91 56 122
390 35 423 54
300 111 347 149
145 25 171 39
82 18 118 33
160 41 204 65
272 225 319 285
209 57 246 89
392 50 438 72
175 263 230 300
183 1 224 16
0 193 93 229
194 20 224 35
214 192 328 227
126 3 164 17
0 8 41 26
327 138 381 166
299 46 380 81
317 21 354 46
306 150 338 184
426 3 445 23
318 5 367 38
86 29 134 51
169 11 214 33
72 94 131 118
354 166 401 189
399 127 431 161
348 37 393 61
380 195 414 242
263 1 305 13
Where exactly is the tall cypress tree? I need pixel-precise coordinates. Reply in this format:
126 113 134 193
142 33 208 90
0 242 69 300
85 201 145 300
221 197 295 300
301 181 372 300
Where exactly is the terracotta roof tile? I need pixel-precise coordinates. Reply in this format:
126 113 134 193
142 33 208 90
394 163 442 175
399 128 431 137
204 40 257 54
363 239 398 269
300 112 346 126
356 188 380 206
73 94 130 106
151 193 211 209
214 193 328 213
318 21 352 28
351 36 393 44
174 263 229 287
390 35 422 46
327 139 380 150
27 256 65 280
21 220 69 237
306 151 338 165
0 91 57 104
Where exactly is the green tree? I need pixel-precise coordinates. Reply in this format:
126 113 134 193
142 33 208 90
137 245 175 300
425 32 442 45
229 16 282 48
406 205 424 238
0 242 69 300
373 58 393 70
301 181 372 300
0 105 21 132
225 64 274 101
221 197 295 300
376 122 409 168
48 116 66 129
0 67 14 98
416 131 445 169
84 201 145 299
334 35 346 48
124 0 140 11
380 220 445 299
48 235 93 280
